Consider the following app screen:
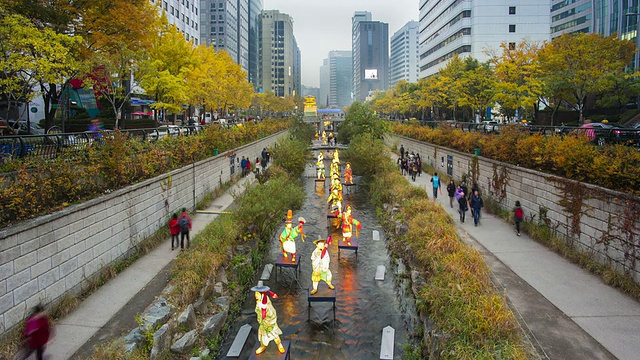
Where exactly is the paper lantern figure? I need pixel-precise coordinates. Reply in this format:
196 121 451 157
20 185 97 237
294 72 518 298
341 205 362 246
344 162 353 184
333 148 340 164
317 151 324 163
310 237 335 295
327 189 343 217
316 160 326 180
321 131 327 145
279 210 305 263
251 281 285 354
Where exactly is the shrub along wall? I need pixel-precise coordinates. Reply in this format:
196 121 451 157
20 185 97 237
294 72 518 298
344 134 527 359
389 133 640 285
0 132 286 338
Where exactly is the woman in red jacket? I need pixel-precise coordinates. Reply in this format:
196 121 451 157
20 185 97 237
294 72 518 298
20 304 50 360
169 213 180 250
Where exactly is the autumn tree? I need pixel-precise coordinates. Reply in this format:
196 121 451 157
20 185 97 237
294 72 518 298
537 33 636 124
457 57 497 121
338 102 388 144
437 55 466 120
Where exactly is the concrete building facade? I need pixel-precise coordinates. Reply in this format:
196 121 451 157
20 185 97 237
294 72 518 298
319 58 330 107
199 0 248 74
153 0 200 44
327 51 353 108
352 12 389 102
248 0 263 88
418 0 550 78
550 0 593 38
259 10 299 97
390 20 420 87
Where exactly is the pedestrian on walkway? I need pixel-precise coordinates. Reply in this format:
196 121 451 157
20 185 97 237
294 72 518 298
514 201 524 236
169 213 180 250
416 154 422 177
178 208 192 249
447 179 456 208
458 192 468 223
241 156 247 176
255 157 261 174
246 158 251 175
470 190 484 226
17 304 51 360
399 144 405 159
430 172 441 198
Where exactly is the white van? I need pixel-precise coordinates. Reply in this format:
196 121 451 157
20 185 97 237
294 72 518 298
204 113 212 124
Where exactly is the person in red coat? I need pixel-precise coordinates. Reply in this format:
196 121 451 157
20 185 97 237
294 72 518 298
20 304 51 360
168 213 180 250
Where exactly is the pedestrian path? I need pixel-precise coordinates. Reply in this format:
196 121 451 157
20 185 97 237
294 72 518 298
45 173 258 359
406 168 640 360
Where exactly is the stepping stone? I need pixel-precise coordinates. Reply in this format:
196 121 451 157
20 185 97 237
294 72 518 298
226 324 251 358
260 264 274 281
380 326 395 359
375 265 385 281
372 230 380 241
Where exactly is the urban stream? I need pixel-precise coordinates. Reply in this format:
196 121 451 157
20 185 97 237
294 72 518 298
218 154 418 359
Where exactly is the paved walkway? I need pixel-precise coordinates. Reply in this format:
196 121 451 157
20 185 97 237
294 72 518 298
407 168 640 360
45 173 258 359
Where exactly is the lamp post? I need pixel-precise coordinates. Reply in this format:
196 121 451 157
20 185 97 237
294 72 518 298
626 6 640 109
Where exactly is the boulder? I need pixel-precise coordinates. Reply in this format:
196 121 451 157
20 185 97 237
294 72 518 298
217 268 228 285
123 328 142 353
178 304 197 329
214 296 230 311
170 330 199 354
201 311 228 338
213 282 224 296
193 297 209 315
141 299 171 330
150 324 170 360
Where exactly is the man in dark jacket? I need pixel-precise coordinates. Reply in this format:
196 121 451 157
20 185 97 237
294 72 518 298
446 180 456 208
470 190 484 226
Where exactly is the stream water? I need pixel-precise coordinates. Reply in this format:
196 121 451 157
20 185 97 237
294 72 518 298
218 159 416 359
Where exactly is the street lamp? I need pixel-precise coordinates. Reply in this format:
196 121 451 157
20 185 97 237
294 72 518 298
626 8 640 108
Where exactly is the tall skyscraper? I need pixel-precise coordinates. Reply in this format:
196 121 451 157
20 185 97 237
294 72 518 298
248 0 263 88
327 51 353 108
390 20 419 87
199 0 249 74
259 10 300 97
319 58 330 107
418 0 550 78
550 0 592 38
293 38 302 97
352 12 389 102
153 0 200 44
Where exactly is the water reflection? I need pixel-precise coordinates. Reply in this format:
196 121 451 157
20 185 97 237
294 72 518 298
219 165 411 359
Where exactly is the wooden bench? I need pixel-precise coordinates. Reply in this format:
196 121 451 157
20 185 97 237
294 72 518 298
337 237 358 259
379 326 395 360
225 323 251 358
307 283 336 322
249 340 291 360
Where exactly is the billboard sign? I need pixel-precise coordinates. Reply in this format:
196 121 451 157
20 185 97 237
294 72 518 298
364 69 378 80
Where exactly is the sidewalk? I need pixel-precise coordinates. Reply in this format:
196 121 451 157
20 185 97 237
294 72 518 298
407 169 640 360
45 173 257 359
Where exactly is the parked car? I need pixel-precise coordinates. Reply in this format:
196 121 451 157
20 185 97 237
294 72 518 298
481 121 500 133
578 122 628 146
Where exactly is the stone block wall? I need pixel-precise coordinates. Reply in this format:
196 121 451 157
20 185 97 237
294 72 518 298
0 132 285 336
390 134 640 283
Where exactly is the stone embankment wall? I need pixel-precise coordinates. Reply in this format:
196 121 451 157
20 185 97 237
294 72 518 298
390 134 640 283
0 132 285 336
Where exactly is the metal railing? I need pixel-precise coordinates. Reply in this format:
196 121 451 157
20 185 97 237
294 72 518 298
0 126 204 162
416 121 640 147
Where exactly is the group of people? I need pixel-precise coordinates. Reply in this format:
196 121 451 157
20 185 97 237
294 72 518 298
445 180 484 226
168 208 193 250
398 145 422 181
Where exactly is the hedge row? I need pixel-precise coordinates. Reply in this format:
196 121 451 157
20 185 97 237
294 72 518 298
346 133 527 359
0 119 289 228
392 123 640 195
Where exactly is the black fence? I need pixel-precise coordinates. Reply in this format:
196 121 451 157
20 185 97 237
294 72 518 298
418 121 640 147
0 126 203 163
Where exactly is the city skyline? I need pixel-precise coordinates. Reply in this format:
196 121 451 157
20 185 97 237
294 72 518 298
264 0 417 87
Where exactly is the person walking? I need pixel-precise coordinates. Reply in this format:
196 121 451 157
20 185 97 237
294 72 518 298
416 154 422 177
18 304 51 360
430 173 441 199
178 208 192 249
169 213 180 250
240 156 247 176
446 179 456 208
470 190 484 226
458 191 468 223
514 201 524 236
399 144 405 159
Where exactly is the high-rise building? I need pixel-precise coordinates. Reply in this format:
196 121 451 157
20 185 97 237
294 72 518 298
352 12 389 102
550 0 593 38
390 20 419 87
153 0 200 44
326 51 353 108
199 0 249 74
303 86 320 100
293 38 302 97
319 58 330 107
418 1 550 78
259 10 300 97
248 0 263 88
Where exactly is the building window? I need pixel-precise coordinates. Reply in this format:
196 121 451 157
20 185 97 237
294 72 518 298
170 6 174 15
509 6 516 15
219 2 223 8
509 24 516 33
164 1 167 10
508 42 516 50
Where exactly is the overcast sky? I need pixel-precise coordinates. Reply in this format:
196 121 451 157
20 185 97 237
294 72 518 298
264 0 419 88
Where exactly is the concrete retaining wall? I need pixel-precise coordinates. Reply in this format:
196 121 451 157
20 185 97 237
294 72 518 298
0 132 286 336
389 134 640 283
